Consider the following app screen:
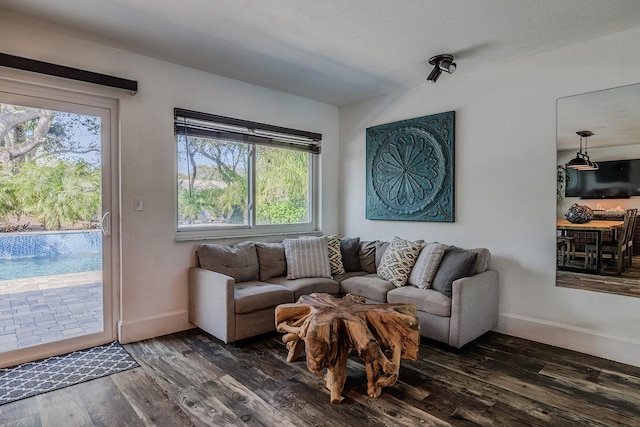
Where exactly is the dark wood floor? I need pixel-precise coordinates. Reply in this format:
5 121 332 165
2 329 639 426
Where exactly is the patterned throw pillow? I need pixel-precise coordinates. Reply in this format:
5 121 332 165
284 236 332 279
377 236 424 287
408 242 447 289
327 234 346 275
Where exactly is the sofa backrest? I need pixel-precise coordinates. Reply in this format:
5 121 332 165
255 242 287 281
360 240 491 276
197 242 259 282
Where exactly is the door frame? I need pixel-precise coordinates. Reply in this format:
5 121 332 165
0 79 121 368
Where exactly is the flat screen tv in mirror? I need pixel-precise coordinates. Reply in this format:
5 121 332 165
565 159 640 199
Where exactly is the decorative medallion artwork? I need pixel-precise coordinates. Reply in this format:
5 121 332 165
366 111 455 222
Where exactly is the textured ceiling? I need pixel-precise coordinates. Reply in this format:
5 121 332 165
2 0 640 106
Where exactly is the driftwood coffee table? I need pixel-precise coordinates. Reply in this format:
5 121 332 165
275 293 420 403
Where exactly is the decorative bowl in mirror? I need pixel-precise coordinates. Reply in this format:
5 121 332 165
565 203 593 224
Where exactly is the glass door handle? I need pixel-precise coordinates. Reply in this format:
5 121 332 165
101 211 111 236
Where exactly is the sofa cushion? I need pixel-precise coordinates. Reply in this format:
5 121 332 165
332 271 368 283
377 237 423 287
340 237 362 272
359 240 378 273
408 242 446 289
197 241 259 282
431 247 478 297
340 274 395 302
266 276 340 300
284 236 332 279
387 286 452 317
234 281 293 314
255 242 287 281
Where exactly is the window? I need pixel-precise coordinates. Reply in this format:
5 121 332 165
174 108 320 239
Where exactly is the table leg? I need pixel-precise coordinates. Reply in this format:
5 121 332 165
325 346 349 404
595 230 602 274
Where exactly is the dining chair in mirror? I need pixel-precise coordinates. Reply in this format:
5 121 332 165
585 209 636 275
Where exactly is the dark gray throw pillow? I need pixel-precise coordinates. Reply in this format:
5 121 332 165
431 247 478 298
340 237 361 272
359 240 378 273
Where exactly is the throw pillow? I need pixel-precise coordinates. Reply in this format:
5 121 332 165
327 234 346 275
301 234 345 275
284 236 332 279
197 242 259 282
408 242 447 289
447 246 491 273
376 236 424 287
431 247 478 298
359 240 378 273
255 242 287 281
340 237 361 272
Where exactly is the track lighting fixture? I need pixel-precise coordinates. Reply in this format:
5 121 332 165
427 54 456 83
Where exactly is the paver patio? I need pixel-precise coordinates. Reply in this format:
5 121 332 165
0 271 103 352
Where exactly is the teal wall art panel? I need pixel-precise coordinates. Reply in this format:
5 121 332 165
366 111 455 222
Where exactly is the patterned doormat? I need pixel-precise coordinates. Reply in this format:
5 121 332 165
0 341 138 405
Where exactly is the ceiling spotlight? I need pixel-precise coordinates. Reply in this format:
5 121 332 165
427 54 456 83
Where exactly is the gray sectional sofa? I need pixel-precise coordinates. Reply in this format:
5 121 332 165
189 237 498 348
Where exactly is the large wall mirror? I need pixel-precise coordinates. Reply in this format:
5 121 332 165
557 83 640 298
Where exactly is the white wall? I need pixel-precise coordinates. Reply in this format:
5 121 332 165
0 12 340 343
339 27 640 367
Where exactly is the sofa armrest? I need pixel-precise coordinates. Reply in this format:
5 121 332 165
189 267 236 344
448 269 499 348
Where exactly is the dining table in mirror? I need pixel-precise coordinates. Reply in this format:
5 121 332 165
556 83 640 298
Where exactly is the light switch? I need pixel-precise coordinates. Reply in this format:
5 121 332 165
134 198 144 211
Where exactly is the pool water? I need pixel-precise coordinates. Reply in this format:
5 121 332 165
0 253 102 280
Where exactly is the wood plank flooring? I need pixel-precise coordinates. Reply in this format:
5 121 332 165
1 329 639 426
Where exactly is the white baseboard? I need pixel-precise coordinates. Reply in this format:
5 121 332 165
496 313 640 368
118 310 194 344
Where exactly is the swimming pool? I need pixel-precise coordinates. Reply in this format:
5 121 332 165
0 252 102 281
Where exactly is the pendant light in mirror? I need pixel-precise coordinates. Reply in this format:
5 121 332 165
566 130 598 170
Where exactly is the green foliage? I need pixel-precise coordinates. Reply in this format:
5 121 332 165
257 201 307 224
178 170 248 225
0 168 22 221
1 160 100 229
557 165 569 200
255 147 308 225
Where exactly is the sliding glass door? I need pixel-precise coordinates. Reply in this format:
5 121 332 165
0 83 118 368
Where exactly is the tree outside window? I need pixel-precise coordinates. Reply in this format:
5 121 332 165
0 103 101 231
